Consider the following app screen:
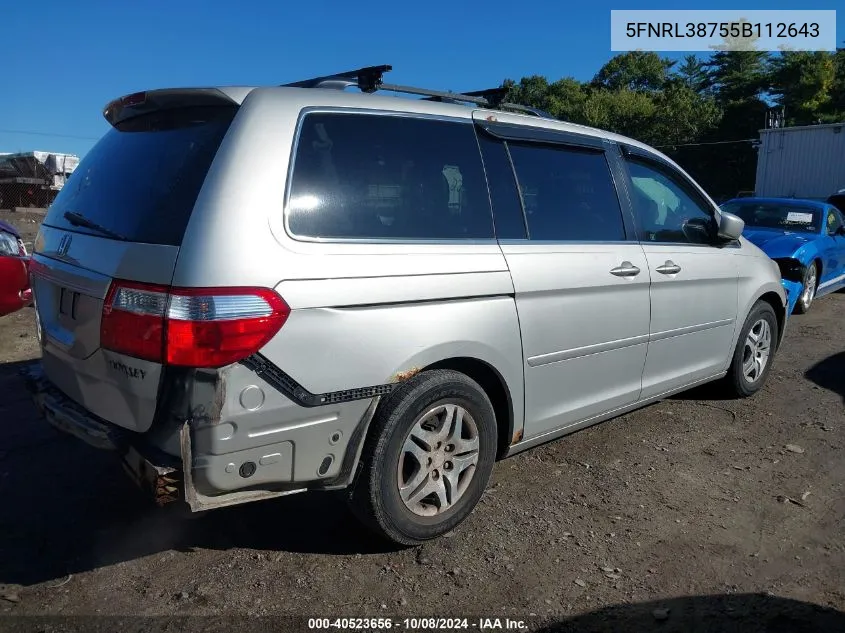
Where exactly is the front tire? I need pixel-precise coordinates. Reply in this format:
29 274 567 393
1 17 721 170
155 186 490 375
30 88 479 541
794 261 818 314
724 301 779 398
348 370 497 546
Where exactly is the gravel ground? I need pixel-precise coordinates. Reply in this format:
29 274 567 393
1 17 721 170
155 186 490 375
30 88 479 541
0 210 843 632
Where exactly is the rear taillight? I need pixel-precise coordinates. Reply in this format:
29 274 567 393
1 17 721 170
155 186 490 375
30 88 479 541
165 288 289 367
101 281 169 362
101 281 289 368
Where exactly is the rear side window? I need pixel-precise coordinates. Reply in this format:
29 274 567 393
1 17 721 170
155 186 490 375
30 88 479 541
506 143 625 241
287 113 493 240
44 106 236 246
477 135 526 240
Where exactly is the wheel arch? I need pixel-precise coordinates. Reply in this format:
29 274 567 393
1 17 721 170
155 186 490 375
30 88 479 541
343 354 520 490
732 275 789 367
424 356 516 459
797 246 823 284
757 290 786 348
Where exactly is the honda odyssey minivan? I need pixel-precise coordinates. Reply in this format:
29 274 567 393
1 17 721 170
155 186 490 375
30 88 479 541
25 65 788 545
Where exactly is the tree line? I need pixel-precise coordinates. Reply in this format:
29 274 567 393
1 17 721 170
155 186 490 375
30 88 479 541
502 48 845 200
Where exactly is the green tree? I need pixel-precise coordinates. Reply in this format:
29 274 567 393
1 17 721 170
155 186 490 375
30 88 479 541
504 76 590 123
706 49 770 105
701 46 771 198
653 82 720 146
828 47 845 119
502 75 550 111
498 38 845 200
544 78 589 123
675 55 710 94
770 51 836 125
592 51 674 92
580 89 658 140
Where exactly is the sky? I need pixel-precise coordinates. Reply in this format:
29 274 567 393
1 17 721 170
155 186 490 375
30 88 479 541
2 0 843 158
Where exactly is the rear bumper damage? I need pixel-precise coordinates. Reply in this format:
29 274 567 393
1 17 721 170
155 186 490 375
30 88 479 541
21 360 384 513
21 362 182 507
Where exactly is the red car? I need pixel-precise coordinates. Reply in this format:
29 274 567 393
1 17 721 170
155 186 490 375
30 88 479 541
0 219 31 316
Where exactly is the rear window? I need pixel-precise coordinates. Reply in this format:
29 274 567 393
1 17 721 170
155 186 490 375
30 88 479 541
43 105 236 246
286 113 494 240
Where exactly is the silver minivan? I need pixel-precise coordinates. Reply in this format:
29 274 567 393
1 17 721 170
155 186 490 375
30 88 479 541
25 66 788 545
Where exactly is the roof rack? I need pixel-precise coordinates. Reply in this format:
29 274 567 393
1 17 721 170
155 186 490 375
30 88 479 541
421 87 508 105
281 65 556 119
498 103 556 119
422 87 553 117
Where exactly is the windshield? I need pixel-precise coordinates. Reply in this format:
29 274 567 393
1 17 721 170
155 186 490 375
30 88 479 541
721 202 822 234
43 105 236 246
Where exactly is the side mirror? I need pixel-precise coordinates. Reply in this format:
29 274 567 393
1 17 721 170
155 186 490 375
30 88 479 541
717 211 744 241
836 225 845 237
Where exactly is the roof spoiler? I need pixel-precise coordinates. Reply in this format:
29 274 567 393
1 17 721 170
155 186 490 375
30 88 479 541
102 88 246 127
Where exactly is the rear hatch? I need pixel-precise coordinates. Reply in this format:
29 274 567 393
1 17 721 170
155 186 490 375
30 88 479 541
31 90 240 433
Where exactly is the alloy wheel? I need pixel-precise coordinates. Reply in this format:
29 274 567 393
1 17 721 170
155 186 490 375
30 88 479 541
397 403 480 517
801 265 817 310
742 318 772 383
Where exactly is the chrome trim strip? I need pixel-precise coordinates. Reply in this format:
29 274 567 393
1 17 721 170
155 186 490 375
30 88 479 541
30 254 111 298
641 241 736 249
527 334 650 367
497 239 637 246
648 318 735 343
527 318 734 367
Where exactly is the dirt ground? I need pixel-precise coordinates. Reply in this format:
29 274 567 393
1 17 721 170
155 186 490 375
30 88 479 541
0 209 843 632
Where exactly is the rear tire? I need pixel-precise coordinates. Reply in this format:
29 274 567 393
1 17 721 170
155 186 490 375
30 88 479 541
723 301 779 398
348 370 497 546
794 261 818 314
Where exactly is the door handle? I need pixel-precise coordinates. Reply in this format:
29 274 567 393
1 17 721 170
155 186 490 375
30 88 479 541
610 261 641 277
655 260 682 275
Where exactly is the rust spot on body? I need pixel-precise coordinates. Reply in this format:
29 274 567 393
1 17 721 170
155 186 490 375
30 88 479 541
211 367 229 422
189 367 229 425
392 367 421 382
511 428 524 444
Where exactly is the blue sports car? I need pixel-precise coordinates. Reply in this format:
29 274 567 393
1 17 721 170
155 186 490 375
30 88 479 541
720 196 845 314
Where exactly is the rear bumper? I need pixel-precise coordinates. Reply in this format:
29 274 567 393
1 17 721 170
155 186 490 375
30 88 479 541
20 362 182 506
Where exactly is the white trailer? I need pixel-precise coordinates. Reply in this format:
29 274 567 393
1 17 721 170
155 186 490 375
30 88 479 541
754 123 845 199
